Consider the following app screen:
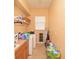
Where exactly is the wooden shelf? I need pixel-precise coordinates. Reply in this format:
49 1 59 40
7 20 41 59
14 16 31 25
14 21 22 24
14 19 30 25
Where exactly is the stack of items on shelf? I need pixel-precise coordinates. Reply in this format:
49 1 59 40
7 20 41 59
45 40 61 59
14 16 31 24
18 32 30 40
14 16 25 24
14 32 30 40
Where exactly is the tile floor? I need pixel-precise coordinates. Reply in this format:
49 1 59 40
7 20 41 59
28 44 47 59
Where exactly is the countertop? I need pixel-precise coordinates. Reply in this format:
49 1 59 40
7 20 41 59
14 39 28 51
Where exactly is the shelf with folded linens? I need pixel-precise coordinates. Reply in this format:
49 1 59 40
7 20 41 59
14 16 31 25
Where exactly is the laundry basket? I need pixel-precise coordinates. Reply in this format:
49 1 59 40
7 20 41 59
46 42 61 59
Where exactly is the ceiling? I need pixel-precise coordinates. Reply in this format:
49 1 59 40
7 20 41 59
26 0 52 8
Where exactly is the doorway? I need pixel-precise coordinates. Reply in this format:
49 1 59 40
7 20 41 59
39 33 43 42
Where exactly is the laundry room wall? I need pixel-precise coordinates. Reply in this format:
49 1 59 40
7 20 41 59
28 8 49 31
48 0 65 59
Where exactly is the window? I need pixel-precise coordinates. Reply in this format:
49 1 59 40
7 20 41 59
35 16 45 30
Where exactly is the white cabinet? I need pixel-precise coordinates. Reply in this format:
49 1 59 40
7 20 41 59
29 34 36 55
29 35 33 55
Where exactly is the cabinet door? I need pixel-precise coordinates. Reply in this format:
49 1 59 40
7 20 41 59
24 42 29 59
15 41 29 59
15 50 24 59
24 49 27 59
